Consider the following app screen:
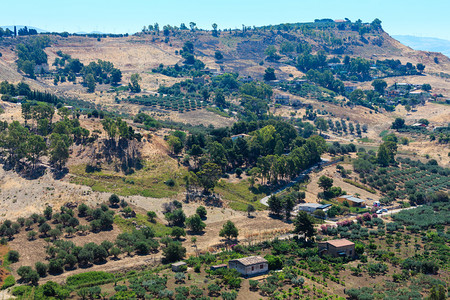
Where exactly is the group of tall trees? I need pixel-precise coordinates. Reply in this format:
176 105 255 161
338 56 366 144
81 60 122 92
0 101 92 171
176 118 326 193
16 36 51 78
0 81 59 104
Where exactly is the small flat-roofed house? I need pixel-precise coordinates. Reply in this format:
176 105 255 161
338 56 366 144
275 94 290 105
228 256 268 276
296 203 327 214
318 239 355 258
210 264 227 271
344 84 357 93
231 133 250 141
337 195 365 207
171 261 187 272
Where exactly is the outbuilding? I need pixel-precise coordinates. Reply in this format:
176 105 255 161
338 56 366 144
228 256 268 277
171 261 187 272
296 203 331 214
210 264 227 271
318 239 355 258
337 195 366 207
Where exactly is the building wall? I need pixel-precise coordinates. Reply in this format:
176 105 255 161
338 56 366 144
329 244 355 258
337 197 364 207
229 261 268 276
318 242 355 258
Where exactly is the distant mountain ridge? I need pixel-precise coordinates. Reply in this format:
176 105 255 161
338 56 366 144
393 35 450 58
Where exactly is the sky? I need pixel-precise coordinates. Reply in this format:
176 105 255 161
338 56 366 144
1 0 449 40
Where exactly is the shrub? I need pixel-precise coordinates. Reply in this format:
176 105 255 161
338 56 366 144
1 275 15 290
292 276 305 287
249 279 259 290
35 262 48 277
174 272 185 283
109 194 120 207
196 206 207 219
207 283 221 297
171 227 186 239
7 250 20 263
147 211 157 223
162 242 186 263
48 259 64 274
165 178 175 187
11 285 31 296
66 271 114 287
222 291 238 300
265 254 283 270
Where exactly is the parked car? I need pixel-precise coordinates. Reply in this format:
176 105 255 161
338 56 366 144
376 208 388 214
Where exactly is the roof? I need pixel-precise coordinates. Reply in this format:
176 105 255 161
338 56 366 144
318 204 332 209
231 134 250 141
327 239 355 248
172 261 187 266
230 256 267 266
339 195 365 203
297 203 323 209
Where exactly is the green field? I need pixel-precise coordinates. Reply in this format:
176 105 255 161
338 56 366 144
70 159 187 198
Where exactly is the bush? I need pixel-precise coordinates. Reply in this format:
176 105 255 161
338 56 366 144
265 254 283 270
249 279 259 290
171 227 186 239
48 259 64 274
162 242 186 263
194 264 201 273
196 206 207 219
7 250 20 263
11 285 31 296
109 194 120 207
35 262 48 277
66 271 114 287
1 275 15 290
165 178 176 187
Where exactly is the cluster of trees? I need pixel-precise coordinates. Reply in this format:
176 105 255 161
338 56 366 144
376 59 423 76
161 200 207 238
17 26 38 36
50 51 122 91
0 105 89 171
81 60 123 92
0 81 60 104
296 51 327 72
0 27 14 37
391 117 449 144
174 118 325 192
133 113 161 130
268 190 306 220
306 69 344 93
7 199 182 283
16 36 51 78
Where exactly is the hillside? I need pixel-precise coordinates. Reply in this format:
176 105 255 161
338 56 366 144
0 21 448 300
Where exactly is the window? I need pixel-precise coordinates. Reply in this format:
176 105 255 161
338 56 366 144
260 264 263 269
252 266 254 271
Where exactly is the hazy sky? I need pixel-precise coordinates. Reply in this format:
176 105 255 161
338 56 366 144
1 0 449 40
